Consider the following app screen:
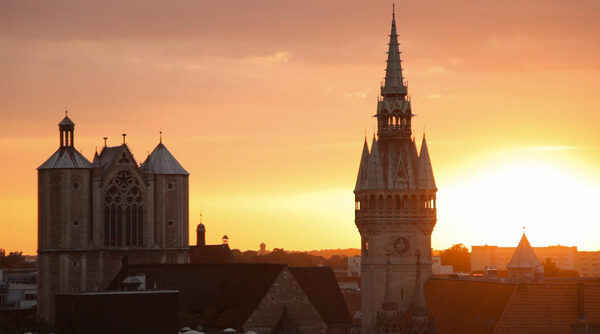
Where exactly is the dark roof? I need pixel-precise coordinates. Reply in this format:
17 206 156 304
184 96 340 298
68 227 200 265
108 263 285 329
140 143 188 175
425 277 600 334
341 291 361 322
108 263 352 330
38 147 92 170
97 145 140 174
58 115 74 126
425 278 516 334
289 267 352 324
190 244 233 264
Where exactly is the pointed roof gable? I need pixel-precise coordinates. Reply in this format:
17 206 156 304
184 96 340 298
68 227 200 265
288 267 352 324
91 150 101 168
417 134 436 189
38 147 92 170
141 143 189 175
507 234 542 269
355 139 370 191
382 9 407 96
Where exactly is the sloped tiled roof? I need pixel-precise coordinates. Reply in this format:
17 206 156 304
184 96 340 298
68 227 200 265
494 282 577 333
289 267 352 324
140 143 188 175
108 263 352 330
425 277 600 334
341 290 362 322
108 263 284 329
425 278 516 334
38 147 92 170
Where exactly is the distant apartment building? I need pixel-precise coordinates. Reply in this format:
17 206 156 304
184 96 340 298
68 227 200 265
347 255 452 276
347 256 361 277
579 251 600 277
471 245 599 277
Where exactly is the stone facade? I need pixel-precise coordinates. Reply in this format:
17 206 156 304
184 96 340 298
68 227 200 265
354 9 437 334
37 115 189 320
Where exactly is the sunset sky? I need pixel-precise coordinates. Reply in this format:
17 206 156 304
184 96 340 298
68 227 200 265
1 0 600 254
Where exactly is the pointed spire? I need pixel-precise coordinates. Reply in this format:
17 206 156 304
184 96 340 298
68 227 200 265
367 136 384 189
418 134 436 189
507 232 543 270
382 5 407 96
355 138 370 191
91 149 101 168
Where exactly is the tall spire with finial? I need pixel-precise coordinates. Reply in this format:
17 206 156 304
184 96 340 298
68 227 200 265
382 4 407 96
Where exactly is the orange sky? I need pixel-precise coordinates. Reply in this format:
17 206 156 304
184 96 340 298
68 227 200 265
1 0 600 254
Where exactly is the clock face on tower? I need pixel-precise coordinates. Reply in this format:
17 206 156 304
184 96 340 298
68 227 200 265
393 237 409 254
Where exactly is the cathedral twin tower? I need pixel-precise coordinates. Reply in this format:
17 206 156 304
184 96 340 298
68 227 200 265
37 116 189 318
354 10 438 334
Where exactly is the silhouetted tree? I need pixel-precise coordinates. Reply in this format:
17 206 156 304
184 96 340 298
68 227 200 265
440 244 471 273
543 257 560 277
230 249 348 269
0 250 27 269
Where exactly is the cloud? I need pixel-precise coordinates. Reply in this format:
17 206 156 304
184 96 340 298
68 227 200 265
344 89 370 100
245 51 289 65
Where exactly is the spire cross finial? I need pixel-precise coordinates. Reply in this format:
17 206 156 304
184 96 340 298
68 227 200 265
392 3 395 19
65 102 68 115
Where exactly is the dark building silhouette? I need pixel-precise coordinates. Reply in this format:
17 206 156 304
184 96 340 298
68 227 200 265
37 114 189 319
108 263 352 333
190 222 233 264
55 290 178 334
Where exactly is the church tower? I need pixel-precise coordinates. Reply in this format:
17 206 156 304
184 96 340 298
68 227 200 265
354 8 437 334
38 114 189 320
37 113 93 318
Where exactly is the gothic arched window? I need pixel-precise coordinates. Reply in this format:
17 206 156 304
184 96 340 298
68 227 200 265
104 169 144 247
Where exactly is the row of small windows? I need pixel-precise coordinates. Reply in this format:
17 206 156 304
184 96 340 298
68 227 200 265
355 194 436 210
382 115 409 126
